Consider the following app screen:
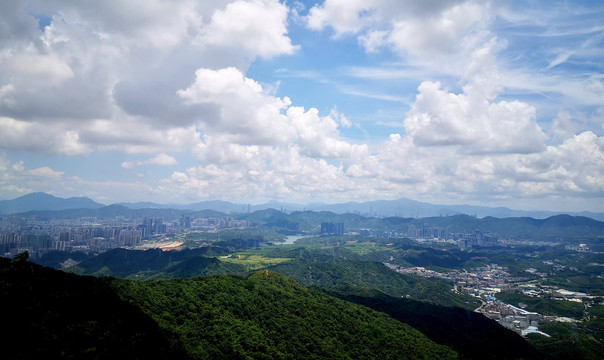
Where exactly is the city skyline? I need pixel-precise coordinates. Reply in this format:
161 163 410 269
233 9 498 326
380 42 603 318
1 1 603 212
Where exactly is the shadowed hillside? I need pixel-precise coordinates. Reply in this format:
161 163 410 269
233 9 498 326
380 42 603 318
0 255 188 360
2 255 458 359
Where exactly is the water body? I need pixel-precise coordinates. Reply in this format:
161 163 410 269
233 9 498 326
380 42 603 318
276 235 306 245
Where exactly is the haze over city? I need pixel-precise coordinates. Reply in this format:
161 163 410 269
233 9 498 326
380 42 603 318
1 0 603 212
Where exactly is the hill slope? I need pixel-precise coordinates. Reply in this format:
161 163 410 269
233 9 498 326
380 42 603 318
337 291 546 360
266 253 479 310
0 255 188 359
68 247 243 279
2 256 458 359
115 271 458 360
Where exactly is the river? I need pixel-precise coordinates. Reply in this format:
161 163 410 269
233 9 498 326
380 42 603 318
276 235 306 245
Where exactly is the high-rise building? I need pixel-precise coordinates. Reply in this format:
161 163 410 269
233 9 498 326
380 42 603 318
320 222 344 235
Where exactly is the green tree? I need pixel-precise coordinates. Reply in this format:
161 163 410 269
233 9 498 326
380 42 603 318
13 251 29 262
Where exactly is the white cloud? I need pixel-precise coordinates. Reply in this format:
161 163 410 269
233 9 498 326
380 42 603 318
147 153 178 166
164 145 366 203
193 135 266 165
0 1 602 211
0 117 91 156
365 129 604 206
198 0 299 58
80 119 201 154
0 155 30 197
178 67 295 145
178 66 361 158
358 30 389 53
28 167 64 178
387 2 491 59
0 0 299 156
1 48 74 85
122 153 178 169
550 111 583 142
403 81 546 154
307 0 493 75
546 49 575 70
307 0 372 36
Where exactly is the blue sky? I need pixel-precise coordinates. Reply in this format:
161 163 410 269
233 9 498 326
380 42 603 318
0 0 603 212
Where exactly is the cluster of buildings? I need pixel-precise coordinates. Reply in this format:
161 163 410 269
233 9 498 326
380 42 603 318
386 263 516 293
406 225 499 249
192 216 248 229
565 243 591 252
0 215 249 257
406 225 449 239
386 261 597 337
482 303 553 337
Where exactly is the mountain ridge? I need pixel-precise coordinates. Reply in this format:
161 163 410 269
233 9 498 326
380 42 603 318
2 192 603 221
0 192 105 213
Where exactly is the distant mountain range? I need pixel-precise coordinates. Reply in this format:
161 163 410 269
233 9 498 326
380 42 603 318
0 192 105 214
120 198 604 221
1 192 603 221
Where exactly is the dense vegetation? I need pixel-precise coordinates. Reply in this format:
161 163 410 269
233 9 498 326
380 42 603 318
5 252 558 359
15 209 604 360
526 321 604 360
67 247 246 279
264 247 479 310
63 241 480 310
114 271 458 360
0 255 188 360
495 291 585 318
541 274 604 296
336 291 545 360
2 256 458 359
506 296 604 360
183 227 285 248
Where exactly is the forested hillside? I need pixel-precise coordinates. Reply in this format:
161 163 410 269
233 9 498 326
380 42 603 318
336 292 545 360
114 271 458 359
266 251 479 309
0 255 188 360
1 256 458 359
67 247 245 279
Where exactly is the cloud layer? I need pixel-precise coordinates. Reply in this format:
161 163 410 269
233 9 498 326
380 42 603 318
0 0 603 212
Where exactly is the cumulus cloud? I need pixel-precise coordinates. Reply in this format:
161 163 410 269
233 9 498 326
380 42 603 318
198 0 299 58
178 66 362 158
403 81 547 154
0 117 91 156
0 152 162 202
307 0 372 36
163 145 365 203
298 0 604 208
146 153 178 166
307 0 494 75
0 0 298 156
386 2 492 60
28 167 64 178
0 155 32 196
550 111 583 142
178 67 294 145
121 153 178 169
0 0 602 210
366 129 604 206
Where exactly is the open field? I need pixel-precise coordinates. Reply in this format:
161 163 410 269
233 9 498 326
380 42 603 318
219 253 292 271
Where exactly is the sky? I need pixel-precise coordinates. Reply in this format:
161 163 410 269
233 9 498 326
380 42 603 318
0 0 603 212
